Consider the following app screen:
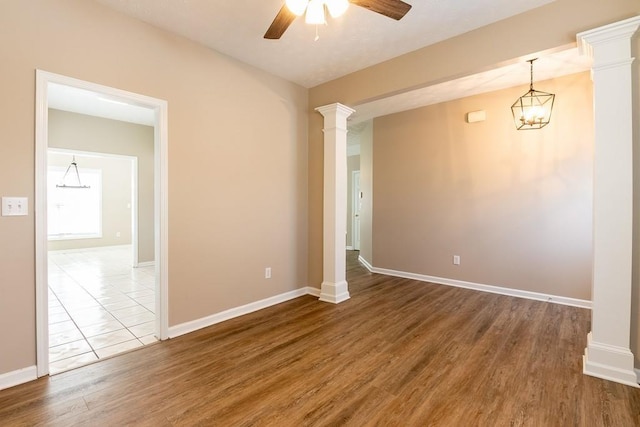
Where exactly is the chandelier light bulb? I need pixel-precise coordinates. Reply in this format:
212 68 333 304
521 106 547 126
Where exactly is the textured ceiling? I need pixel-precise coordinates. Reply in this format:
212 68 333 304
93 0 556 88
51 0 590 128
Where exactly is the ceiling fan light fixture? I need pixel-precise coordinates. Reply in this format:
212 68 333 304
264 0 412 40
325 0 349 18
285 0 308 16
305 0 326 25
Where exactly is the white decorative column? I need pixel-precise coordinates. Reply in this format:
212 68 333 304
316 103 355 303
578 16 640 388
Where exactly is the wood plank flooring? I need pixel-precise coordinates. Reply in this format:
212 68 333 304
2 251 640 426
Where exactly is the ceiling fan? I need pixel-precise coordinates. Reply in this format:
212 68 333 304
264 0 412 40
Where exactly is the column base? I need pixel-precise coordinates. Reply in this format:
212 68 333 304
583 332 639 388
318 280 350 304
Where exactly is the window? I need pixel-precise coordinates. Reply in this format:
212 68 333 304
48 166 102 240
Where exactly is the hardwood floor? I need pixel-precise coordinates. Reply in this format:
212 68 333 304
2 251 640 426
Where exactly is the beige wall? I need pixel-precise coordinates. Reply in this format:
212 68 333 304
357 122 374 264
373 72 593 300
48 151 133 251
48 110 153 260
0 1 308 376
346 155 360 248
307 0 640 288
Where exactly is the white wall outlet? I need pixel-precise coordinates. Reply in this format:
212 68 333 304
116 232 121 238
265 267 272 279
2 197 28 216
453 255 461 265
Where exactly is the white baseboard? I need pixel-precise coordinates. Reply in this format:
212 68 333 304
583 332 640 387
0 366 37 391
134 261 155 268
358 255 374 272
306 286 321 297
364 264 591 309
48 244 131 253
346 246 354 251
168 287 319 338
319 280 350 304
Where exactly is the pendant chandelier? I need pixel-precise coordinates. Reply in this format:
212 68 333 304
56 156 90 189
511 58 555 130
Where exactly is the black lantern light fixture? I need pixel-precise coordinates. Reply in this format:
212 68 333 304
511 58 555 130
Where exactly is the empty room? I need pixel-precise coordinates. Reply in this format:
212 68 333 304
1 0 640 425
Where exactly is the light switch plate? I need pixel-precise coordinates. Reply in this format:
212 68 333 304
2 197 28 216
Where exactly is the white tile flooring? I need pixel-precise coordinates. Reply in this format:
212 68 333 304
48 245 157 374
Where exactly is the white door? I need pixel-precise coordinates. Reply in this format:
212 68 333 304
352 170 361 251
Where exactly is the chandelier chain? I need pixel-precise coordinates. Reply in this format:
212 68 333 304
528 58 537 91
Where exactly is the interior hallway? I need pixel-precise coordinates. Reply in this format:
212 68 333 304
48 245 157 374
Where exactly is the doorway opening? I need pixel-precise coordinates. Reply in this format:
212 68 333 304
347 124 362 257
351 170 361 251
35 70 169 377
46 149 158 373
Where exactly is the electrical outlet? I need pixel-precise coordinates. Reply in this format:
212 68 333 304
265 267 272 279
453 255 461 265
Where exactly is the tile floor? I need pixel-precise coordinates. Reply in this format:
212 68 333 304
48 245 157 374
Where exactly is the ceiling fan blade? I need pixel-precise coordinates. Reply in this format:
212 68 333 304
264 5 297 39
349 0 412 20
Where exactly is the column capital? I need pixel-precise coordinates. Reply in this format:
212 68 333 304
577 15 640 65
315 102 356 119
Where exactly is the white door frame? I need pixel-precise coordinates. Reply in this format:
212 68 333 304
352 170 361 251
35 70 169 377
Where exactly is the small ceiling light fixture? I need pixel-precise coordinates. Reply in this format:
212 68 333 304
265 0 410 40
286 0 349 24
511 58 555 130
56 156 90 189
